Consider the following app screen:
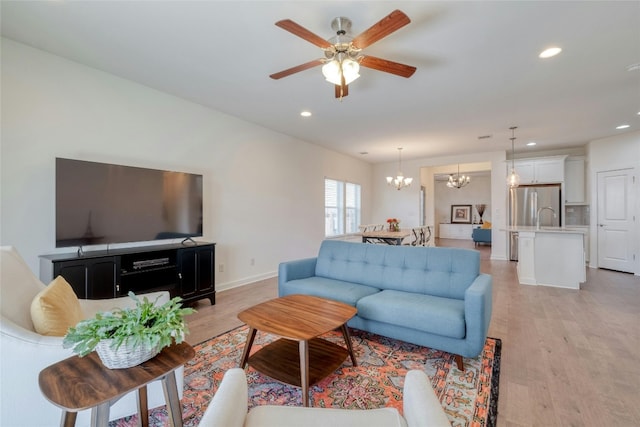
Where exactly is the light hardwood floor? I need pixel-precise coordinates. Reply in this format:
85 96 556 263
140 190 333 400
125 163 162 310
184 239 640 426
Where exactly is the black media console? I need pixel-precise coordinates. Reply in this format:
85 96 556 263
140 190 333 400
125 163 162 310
39 242 216 305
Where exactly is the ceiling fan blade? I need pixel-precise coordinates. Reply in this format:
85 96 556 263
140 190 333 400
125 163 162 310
351 9 411 49
360 55 416 78
270 59 324 80
275 19 333 49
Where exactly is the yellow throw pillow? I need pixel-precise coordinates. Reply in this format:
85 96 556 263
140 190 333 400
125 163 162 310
31 276 84 336
481 221 492 229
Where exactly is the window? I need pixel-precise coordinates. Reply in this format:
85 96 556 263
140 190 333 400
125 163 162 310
325 178 361 236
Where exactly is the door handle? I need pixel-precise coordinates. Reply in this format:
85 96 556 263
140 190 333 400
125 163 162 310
598 224 605 227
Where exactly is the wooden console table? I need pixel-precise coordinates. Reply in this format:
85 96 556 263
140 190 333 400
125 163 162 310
39 342 195 427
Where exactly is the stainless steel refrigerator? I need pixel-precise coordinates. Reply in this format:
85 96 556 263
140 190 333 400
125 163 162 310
509 184 562 260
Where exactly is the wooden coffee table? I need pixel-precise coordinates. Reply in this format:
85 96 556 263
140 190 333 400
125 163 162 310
238 294 357 406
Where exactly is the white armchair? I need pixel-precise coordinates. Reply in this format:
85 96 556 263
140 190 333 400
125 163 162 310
199 368 451 427
0 246 182 427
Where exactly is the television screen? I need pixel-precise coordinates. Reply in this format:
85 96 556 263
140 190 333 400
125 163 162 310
56 158 203 248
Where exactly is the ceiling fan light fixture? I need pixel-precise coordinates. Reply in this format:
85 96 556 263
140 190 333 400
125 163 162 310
271 10 415 98
341 58 360 84
322 58 360 85
322 60 341 84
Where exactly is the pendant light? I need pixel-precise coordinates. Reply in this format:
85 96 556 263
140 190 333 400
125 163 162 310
507 126 520 188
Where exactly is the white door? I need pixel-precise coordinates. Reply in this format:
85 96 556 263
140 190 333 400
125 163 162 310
597 169 636 273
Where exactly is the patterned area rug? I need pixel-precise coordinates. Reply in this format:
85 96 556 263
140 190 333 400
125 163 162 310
111 326 501 427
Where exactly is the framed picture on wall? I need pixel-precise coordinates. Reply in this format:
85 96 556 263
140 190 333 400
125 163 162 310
451 205 472 223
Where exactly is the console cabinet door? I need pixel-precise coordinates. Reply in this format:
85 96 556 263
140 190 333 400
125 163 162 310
87 257 119 299
197 246 214 294
178 245 215 304
53 257 118 299
54 261 88 299
178 248 198 298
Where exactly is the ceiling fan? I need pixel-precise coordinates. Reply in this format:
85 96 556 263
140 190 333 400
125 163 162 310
269 9 417 98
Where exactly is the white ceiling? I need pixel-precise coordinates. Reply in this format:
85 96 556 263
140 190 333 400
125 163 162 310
2 1 639 163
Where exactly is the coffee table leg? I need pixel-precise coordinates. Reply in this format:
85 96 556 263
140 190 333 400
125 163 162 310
340 324 358 367
240 327 257 368
299 340 309 407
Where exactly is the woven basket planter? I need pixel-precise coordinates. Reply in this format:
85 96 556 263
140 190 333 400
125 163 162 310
95 339 161 369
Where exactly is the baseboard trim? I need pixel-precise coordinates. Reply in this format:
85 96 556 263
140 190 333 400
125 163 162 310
216 271 277 292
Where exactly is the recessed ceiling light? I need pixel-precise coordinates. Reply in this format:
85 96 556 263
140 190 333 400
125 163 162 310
300 111 312 117
526 141 537 146
616 124 630 130
539 47 562 58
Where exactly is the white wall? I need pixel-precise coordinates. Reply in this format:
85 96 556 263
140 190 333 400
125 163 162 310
587 131 640 275
0 39 373 290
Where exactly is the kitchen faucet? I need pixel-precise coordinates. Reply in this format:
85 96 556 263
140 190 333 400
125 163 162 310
536 206 557 229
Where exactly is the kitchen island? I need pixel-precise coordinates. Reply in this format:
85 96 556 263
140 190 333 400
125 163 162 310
507 226 586 289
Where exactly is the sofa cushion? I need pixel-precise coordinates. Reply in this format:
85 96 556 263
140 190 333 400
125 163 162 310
356 290 466 339
30 276 84 336
279 276 379 307
316 240 479 300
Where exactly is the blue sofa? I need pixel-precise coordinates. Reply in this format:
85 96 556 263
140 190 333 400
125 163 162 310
278 240 492 370
472 227 492 246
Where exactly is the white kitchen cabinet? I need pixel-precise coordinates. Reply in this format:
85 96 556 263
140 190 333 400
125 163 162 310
439 223 474 240
565 157 586 204
513 156 566 184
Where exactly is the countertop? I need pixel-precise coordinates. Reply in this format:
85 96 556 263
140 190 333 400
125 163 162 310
504 226 587 234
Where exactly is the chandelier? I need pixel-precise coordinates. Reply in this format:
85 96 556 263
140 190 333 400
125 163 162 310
447 164 471 189
386 148 413 190
507 126 520 188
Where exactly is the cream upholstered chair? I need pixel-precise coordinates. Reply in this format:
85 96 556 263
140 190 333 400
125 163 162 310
0 246 182 427
198 368 451 427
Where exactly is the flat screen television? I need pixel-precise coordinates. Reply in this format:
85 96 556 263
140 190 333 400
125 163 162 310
56 158 203 248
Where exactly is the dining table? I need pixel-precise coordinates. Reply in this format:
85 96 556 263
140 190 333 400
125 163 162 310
361 229 410 245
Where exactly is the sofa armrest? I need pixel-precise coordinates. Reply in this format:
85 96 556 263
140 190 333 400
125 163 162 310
278 258 317 296
463 273 493 356
199 368 248 427
403 370 451 427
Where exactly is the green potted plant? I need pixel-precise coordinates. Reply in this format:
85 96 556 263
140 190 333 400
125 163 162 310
63 292 194 369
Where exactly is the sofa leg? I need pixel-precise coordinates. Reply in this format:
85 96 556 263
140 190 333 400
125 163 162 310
454 354 464 371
